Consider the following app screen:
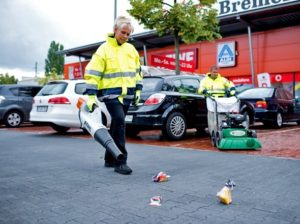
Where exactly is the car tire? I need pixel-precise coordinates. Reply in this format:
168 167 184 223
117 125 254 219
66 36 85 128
51 124 70 133
211 131 216 147
216 131 222 147
248 130 257 138
273 112 283 128
162 112 187 140
4 110 23 127
242 111 250 129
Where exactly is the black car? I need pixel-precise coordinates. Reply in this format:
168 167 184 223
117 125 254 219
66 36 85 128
235 83 254 94
125 74 206 140
126 74 255 140
0 84 42 127
237 87 300 128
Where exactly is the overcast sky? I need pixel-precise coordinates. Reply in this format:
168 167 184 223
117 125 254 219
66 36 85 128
0 0 147 79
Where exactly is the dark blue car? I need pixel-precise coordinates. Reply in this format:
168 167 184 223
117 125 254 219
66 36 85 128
237 87 300 128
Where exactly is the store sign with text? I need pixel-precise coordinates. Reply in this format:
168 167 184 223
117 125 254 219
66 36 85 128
229 76 252 85
228 72 300 85
151 49 198 72
218 0 298 18
63 61 89 80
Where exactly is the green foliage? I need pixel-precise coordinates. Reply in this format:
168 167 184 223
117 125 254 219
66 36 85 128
38 68 63 86
0 73 18 84
128 0 220 42
128 0 221 74
45 41 65 76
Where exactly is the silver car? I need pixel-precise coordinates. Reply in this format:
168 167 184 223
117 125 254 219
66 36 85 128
0 84 42 127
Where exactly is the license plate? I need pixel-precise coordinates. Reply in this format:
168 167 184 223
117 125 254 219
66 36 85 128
125 115 133 123
37 106 48 112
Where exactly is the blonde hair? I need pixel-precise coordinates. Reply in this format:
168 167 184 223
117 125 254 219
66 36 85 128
114 16 134 33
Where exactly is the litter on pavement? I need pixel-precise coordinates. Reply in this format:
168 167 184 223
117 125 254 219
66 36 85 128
149 196 162 206
216 180 236 205
152 171 170 182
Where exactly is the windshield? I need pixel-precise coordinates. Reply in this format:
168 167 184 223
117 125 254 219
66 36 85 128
142 78 164 92
238 88 274 98
235 84 253 94
38 82 68 96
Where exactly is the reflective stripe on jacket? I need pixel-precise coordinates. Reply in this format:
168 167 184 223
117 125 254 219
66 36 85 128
84 33 143 98
198 73 234 97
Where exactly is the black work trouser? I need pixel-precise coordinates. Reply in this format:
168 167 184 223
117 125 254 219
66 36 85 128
104 100 130 164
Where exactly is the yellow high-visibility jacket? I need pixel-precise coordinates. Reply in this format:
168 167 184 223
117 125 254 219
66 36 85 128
198 73 235 97
84 33 143 101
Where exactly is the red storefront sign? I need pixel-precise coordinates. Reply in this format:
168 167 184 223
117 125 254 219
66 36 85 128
270 73 300 83
229 76 252 85
150 49 198 72
229 72 300 85
64 61 89 79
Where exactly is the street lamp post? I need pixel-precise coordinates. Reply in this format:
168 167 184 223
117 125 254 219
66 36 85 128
114 0 117 21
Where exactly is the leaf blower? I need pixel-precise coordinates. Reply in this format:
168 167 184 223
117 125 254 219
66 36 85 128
77 97 125 162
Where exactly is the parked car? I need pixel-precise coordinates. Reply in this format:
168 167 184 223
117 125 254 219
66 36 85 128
0 84 42 127
235 83 254 94
295 83 300 99
237 87 300 128
125 74 206 140
30 80 111 133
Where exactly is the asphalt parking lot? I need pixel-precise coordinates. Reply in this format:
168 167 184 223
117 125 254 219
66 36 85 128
2 122 300 160
1 126 300 224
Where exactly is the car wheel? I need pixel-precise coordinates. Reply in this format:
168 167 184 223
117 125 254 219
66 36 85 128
216 131 222 147
273 112 283 128
242 111 250 129
126 126 140 138
4 110 23 127
248 130 257 138
51 124 70 133
163 112 187 140
211 131 216 147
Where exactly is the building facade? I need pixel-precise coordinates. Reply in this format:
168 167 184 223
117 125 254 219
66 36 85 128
60 0 300 97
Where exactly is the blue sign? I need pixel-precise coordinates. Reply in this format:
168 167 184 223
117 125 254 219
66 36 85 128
217 42 236 67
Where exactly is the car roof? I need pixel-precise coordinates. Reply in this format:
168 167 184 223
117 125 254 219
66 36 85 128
144 74 203 80
141 65 204 77
47 79 86 84
0 84 41 87
242 87 275 91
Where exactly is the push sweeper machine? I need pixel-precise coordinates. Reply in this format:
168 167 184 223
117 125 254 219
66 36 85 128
206 95 262 150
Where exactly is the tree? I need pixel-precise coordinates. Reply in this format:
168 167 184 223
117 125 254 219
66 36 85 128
38 69 64 86
128 0 221 74
45 41 65 76
0 73 18 84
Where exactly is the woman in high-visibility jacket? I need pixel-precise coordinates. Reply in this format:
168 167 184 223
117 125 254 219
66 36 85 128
84 16 143 175
198 65 236 97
